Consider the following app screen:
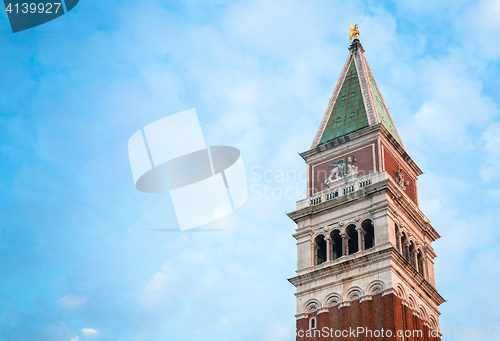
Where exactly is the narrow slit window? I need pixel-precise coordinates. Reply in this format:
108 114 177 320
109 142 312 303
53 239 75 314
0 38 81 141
309 317 317 330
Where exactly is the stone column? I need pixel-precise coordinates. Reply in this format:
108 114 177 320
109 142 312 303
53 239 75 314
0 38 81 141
356 227 365 252
341 232 349 256
315 243 319 266
421 251 428 279
310 239 315 267
412 249 418 272
403 241 410 262
396 232 403 253
326 236 332 262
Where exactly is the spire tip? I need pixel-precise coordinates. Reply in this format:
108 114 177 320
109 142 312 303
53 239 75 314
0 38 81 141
349 22 360 43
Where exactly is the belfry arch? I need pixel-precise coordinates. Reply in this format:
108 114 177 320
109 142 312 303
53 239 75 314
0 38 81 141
362 219 374 250
313 235 326 265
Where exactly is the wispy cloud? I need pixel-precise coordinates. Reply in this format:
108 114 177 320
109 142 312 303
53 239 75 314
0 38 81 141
58 295 87 310
81 328 99 338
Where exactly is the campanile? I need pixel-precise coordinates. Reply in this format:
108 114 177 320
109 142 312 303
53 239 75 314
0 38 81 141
287 27 445 340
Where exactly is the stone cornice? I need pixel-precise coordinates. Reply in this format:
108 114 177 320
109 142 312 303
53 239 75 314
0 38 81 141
288 247 445 308
295 313 308 319
288 247 393 288
301 124 381 162
287 179 390 222
292 228 313 241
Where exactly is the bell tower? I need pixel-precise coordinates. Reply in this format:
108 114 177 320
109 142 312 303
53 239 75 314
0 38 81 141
288 32 445 340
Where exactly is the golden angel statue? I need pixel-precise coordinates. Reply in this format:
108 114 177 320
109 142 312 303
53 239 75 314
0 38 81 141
349 22 360 42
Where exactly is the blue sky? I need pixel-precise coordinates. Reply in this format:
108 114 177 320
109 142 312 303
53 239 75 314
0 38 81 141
1 0 500 340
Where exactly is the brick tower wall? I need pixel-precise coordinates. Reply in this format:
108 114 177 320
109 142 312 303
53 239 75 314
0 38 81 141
295 294 439 341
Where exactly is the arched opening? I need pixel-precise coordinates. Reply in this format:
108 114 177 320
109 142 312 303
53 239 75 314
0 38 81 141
429 317 438 335
401 232 409 261
330 230 343 260
309 316 317 330
362 219 375 250
314 235 326 265
346 224 358 255
417 249 425 277
409 241 416 268
395 224 400 252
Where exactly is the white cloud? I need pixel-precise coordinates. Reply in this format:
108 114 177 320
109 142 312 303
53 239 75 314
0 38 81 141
81 328 99 338
481 0 500 30
57 295 87 310
460 0 500 60
139 269 180 309
416 172 499 284
143 272 169 300
418 172 469 220
411 62 498 149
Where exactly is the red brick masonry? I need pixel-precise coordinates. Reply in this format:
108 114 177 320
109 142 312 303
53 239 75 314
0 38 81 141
295 294 439 341
382 145 417 205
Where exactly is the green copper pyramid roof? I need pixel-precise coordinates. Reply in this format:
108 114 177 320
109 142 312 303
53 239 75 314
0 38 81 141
319 61 369 144
366 66 401 144
312 40 403 148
